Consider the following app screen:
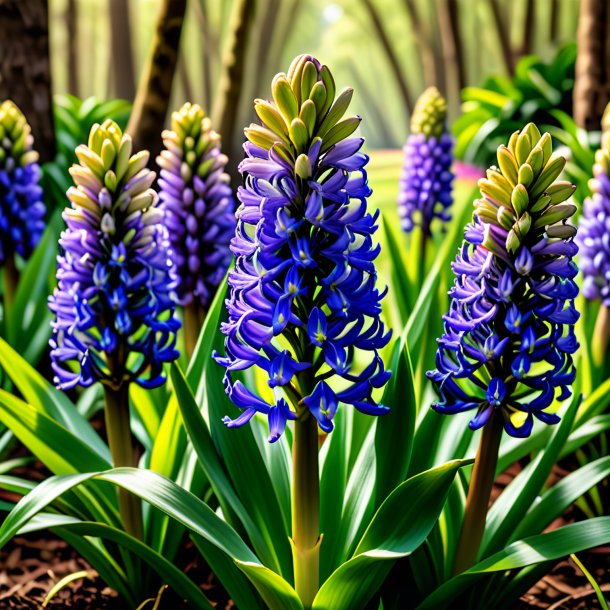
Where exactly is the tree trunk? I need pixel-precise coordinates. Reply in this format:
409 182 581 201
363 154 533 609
0 0 55 162
177 50 194 105
549 0 560 44
194 0 217 112
361 0 413 114
573 0 610 131
109 0 136 100
66 0 79 96
403 0 438 88
126 0 187 159
266 0 301 89
437 0 465 116
519 0 535 57
211 0 257 185
489 0 514 75
241 0 281 127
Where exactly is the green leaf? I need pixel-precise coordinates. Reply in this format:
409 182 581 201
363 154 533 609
403 185 477 356
236 560 304 610
198 302 292 578
130 385 165 446
191 535 266 610
379 216 413 320
482 390 580 556
9 214 61 361
513 455 610 540
312 460 469 610
319 407 349 581
0 468 256 563
575 376 610 423
461 87 512 109
325 426 377 573
374 340 416 506
187 281 228 389
20 513 212 609
0 390 111 475
170 364 273 564
416 517 610 609
0 338 110 461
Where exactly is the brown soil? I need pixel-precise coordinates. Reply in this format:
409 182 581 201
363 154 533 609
0 532 233 609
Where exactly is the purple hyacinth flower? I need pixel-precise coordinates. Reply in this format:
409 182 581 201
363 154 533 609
397 87 454 235
214 54 392 442
427 123 579 438
578 144 610 304
157 103 235 309
49 120 180 391
0 101 45 264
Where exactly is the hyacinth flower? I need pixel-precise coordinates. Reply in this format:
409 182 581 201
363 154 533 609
49 120 180 538
427 123 579 573
157 103 235 356
0 100 45 311
214 54 391 606
578 109 610 367
397 87 453 279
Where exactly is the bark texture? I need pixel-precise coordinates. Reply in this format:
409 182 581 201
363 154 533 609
211 0 257 185
109 0 136 100
126 0 187 160
361 0 413 114
0 0 55 162
573 0 610 131
67 0 79 96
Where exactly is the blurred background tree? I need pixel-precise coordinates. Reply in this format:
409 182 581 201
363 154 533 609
44 0 581 153
0 0 56 162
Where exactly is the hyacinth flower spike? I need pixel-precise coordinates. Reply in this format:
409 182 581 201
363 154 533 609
0 101 45 313
578 103 610 367
214 54 391 606
397 87 453 282
157 103 235 357
427 123 579 573
49 120 180 539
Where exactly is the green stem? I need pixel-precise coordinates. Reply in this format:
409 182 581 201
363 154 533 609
3 254 19 320
592 304 610 369
103 383 143 540
418 226 428 288
291 410 320 608
183 302 203 360
453 411 503 575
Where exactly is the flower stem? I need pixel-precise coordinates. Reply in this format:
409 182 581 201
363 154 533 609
183 302 203 360
3 254 19 319
453 411 503 575
103 383 143 540
291 410 320 608
592 304 610 369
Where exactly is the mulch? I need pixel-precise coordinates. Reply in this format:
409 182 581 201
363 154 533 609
0 532 233 609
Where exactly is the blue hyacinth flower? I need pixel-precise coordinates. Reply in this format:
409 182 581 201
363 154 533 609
214 54 392 442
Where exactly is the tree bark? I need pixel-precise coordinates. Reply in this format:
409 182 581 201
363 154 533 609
519 0 535 57
109 0 136 100
361 0 413 114
194 0 217 112
489 0 514 75
437 0 465 116
126 0 187 159
403 0 438 88
0 0 55 162
66 0 79 96
549 0 560 43
573 0 610 130
211 0 257 185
